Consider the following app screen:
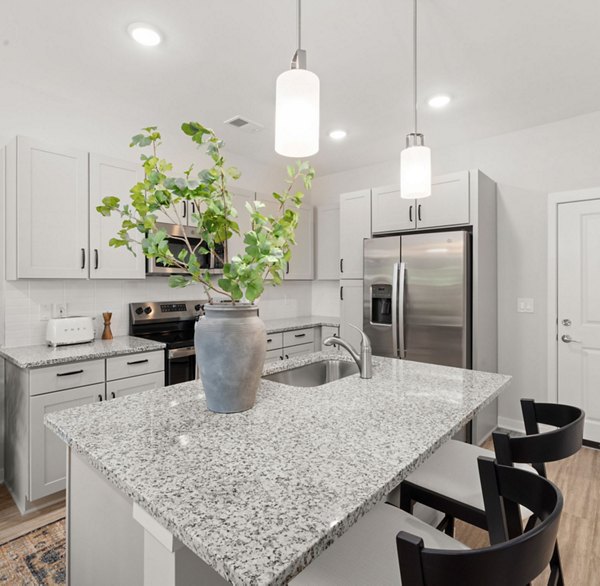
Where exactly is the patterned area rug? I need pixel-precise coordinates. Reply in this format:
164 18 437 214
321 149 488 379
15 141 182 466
0 519 66 585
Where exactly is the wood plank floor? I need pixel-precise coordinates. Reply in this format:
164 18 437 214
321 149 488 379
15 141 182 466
0 484 65 545
455 443 600 586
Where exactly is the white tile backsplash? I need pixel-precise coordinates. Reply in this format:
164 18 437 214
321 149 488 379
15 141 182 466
2 278 314 347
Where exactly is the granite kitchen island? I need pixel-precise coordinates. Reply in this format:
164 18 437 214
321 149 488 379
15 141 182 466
46 352 510 586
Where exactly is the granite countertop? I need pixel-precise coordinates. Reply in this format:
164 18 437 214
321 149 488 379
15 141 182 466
0 336 166 369
46 351 510 586
263 315 339 334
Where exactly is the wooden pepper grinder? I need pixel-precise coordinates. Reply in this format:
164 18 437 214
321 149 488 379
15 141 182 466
102 312 113 340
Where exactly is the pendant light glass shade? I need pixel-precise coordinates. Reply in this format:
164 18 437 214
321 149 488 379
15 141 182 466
400 144 431 199
275 68 320 157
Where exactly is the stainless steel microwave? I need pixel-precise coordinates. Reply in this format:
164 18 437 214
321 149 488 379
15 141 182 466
146 222 225 277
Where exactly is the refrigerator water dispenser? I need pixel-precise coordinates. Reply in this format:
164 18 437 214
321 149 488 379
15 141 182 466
371 284 392 324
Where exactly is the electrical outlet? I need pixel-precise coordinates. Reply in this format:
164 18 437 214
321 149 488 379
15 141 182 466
52 303 68 318
40 304 52 321
517 298 534 313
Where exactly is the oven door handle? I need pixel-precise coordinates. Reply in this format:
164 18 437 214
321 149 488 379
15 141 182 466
168 347 196 359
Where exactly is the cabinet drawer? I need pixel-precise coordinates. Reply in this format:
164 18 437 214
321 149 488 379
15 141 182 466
107 371 165 400
283 342 314 359
30 359 105 396
283 328 315 347
266 333 284 350
107 350 164 381
265 348 284 363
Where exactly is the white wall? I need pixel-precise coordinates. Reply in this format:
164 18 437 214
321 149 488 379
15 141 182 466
311 110 600 426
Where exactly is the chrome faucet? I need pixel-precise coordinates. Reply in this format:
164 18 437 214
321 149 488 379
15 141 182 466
323 325 373 379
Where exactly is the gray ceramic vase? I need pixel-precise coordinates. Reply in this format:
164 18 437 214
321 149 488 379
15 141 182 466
195 303 266 413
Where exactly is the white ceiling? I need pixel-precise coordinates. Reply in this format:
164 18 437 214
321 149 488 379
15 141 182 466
2 0 600 176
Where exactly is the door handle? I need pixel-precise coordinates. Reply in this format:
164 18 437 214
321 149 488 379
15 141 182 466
340 258 344 273
94 248 99 270
57 369 84 377
182 201 187 218
294 333 306 338
127 359 149 365
340 286 344 301
111 392 116 399
393 262 406 358
417 204 422 222
81 248 86 270
409 205 413 223
561 334 581 344
98 394 103 402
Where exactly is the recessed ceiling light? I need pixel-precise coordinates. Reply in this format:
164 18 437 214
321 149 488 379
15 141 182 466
127 23 162 47
329 129 347 140
428 95 451 109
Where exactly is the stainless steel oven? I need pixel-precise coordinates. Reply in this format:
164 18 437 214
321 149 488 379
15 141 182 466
146 222 224 277
167 346 197 385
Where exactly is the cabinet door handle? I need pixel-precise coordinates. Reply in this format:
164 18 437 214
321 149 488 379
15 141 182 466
286 262 290 275
182 201 187 218
57 369 84 377
111 392 116 399
81 248 86 269
340 258 344 273
409 205 413 222
267 338 273 343
94 249 99 270
294 333 306 338
279 355 284 360
340 286 344 301
285 354 289 359
127 359 149 365
417 204 422 222
98 394 103 402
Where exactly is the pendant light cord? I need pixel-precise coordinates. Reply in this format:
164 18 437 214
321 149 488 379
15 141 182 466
297 0 302 51
413 0 418 134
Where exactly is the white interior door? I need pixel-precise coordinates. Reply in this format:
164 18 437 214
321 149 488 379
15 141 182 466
557 198 600 441
89 154 145 279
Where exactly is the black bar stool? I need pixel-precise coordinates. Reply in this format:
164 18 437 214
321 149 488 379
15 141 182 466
399 399 584 584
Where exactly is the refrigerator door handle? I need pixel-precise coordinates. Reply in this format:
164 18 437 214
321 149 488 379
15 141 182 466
392 262 406 358
398 262 406 358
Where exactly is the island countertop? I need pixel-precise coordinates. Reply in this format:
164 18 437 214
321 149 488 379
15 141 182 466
45 352 510 586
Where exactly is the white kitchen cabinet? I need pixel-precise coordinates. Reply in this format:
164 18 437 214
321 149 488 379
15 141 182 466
315 205 340 280
107 371 165 400
372 185 415 234
10 136 89 279
340 280 364 349
284 342 314 359
29 383 104 501
286 205 314 280
106 350 164 381
416 171 470 229
228 188 255 262
89 154 145 279
340 190 371 279
266 349 284 363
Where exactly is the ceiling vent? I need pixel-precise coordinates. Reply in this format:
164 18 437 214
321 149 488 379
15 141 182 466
224 116 264 134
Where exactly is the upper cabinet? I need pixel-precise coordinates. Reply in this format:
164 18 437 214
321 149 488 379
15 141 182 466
315 204 340 280
227 188 255 262
371 171 470 235
12 137 89 279
5 137 144 280
286 205 314 280
89 154 145 279
339 189 371 279
371 185 415 233
416 171 470 229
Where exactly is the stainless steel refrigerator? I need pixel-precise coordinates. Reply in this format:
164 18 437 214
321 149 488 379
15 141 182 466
363 230 471 368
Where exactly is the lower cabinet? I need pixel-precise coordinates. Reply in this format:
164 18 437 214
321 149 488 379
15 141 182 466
106 371 164 400
30 383 104 501
5 352 165 513
264 327 320 363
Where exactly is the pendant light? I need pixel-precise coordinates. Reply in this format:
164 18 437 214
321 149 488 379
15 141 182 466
400 0 431 199
275 0 320 157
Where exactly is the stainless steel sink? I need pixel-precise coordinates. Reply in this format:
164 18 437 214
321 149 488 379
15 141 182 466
263 359 359 387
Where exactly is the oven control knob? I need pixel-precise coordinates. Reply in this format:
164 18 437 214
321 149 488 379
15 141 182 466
194 304 202 311
135 307 143 315
144 307 152 314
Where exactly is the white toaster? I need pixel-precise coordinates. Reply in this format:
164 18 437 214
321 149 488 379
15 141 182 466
46 317 95 347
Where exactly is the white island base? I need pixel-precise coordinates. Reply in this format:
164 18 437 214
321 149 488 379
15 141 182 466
69 450 227 586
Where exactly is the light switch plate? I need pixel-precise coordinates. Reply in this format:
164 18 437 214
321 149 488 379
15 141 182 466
52 303 68 318
517 298 534 313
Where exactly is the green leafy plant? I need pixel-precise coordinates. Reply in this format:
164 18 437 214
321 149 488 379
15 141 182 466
97 122 314 304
